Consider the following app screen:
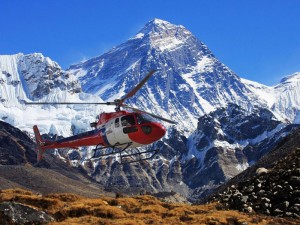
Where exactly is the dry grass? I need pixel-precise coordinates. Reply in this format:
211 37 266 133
0 188 63 212
0 189 299 224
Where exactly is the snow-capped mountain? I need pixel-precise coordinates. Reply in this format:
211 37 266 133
0 53 104 135
272 72 300 122
69 19 265 134
241 72 300 123
0 53 81 104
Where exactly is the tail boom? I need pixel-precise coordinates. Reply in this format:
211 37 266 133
32 125 106 162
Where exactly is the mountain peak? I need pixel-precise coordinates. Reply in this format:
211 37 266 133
137 18 186 36
131 18 194 53
150 18 172 26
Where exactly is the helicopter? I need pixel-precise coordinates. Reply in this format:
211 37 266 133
26 70 176 164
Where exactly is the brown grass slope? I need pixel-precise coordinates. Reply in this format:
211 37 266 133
1 189 299 224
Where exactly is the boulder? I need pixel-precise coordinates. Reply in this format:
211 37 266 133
0 201 54 224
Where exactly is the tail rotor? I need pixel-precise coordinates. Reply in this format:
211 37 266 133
33 125 45 162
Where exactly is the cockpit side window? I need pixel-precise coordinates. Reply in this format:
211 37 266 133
115 118 120 128
121 115 136 127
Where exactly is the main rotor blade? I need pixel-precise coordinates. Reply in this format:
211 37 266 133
120 70 156 104
24 101 115 105
124 105 177 124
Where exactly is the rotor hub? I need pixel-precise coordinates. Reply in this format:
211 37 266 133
114 99 122 111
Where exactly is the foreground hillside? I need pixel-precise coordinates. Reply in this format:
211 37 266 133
202 128 300 218
0 189 299 225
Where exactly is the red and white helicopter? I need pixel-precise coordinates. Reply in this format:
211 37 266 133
26 70 176 163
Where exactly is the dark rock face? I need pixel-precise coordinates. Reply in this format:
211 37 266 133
0 201 54 224
187 104 296 200
204 128 300 219
194 104 284 162
91 157 189 196
156 128 189 160
0 121 37 165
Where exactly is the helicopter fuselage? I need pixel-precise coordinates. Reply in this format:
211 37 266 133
35 111 166 154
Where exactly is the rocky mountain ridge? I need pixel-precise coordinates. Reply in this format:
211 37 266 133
182 104 297 199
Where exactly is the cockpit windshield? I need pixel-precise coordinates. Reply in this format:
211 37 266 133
136 113 157 124
121 115 136 127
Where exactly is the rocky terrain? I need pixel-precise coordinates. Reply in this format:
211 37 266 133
1 188 299 224
0 120 36 165
203 127 300 219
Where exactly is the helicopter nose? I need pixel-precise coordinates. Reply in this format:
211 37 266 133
154 123 166 139
128 122 167 145
141 123 166 140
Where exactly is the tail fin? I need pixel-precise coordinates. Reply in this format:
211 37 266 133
33 125 45 162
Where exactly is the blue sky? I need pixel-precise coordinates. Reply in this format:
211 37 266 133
1 0 300 85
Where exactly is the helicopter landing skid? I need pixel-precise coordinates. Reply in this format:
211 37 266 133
91 142 132 158
90 143 159 164
120 148 159 164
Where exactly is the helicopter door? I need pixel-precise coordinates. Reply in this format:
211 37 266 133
115 115 138 144
105 117 123 145
105 120 116 146
114 117 130 144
